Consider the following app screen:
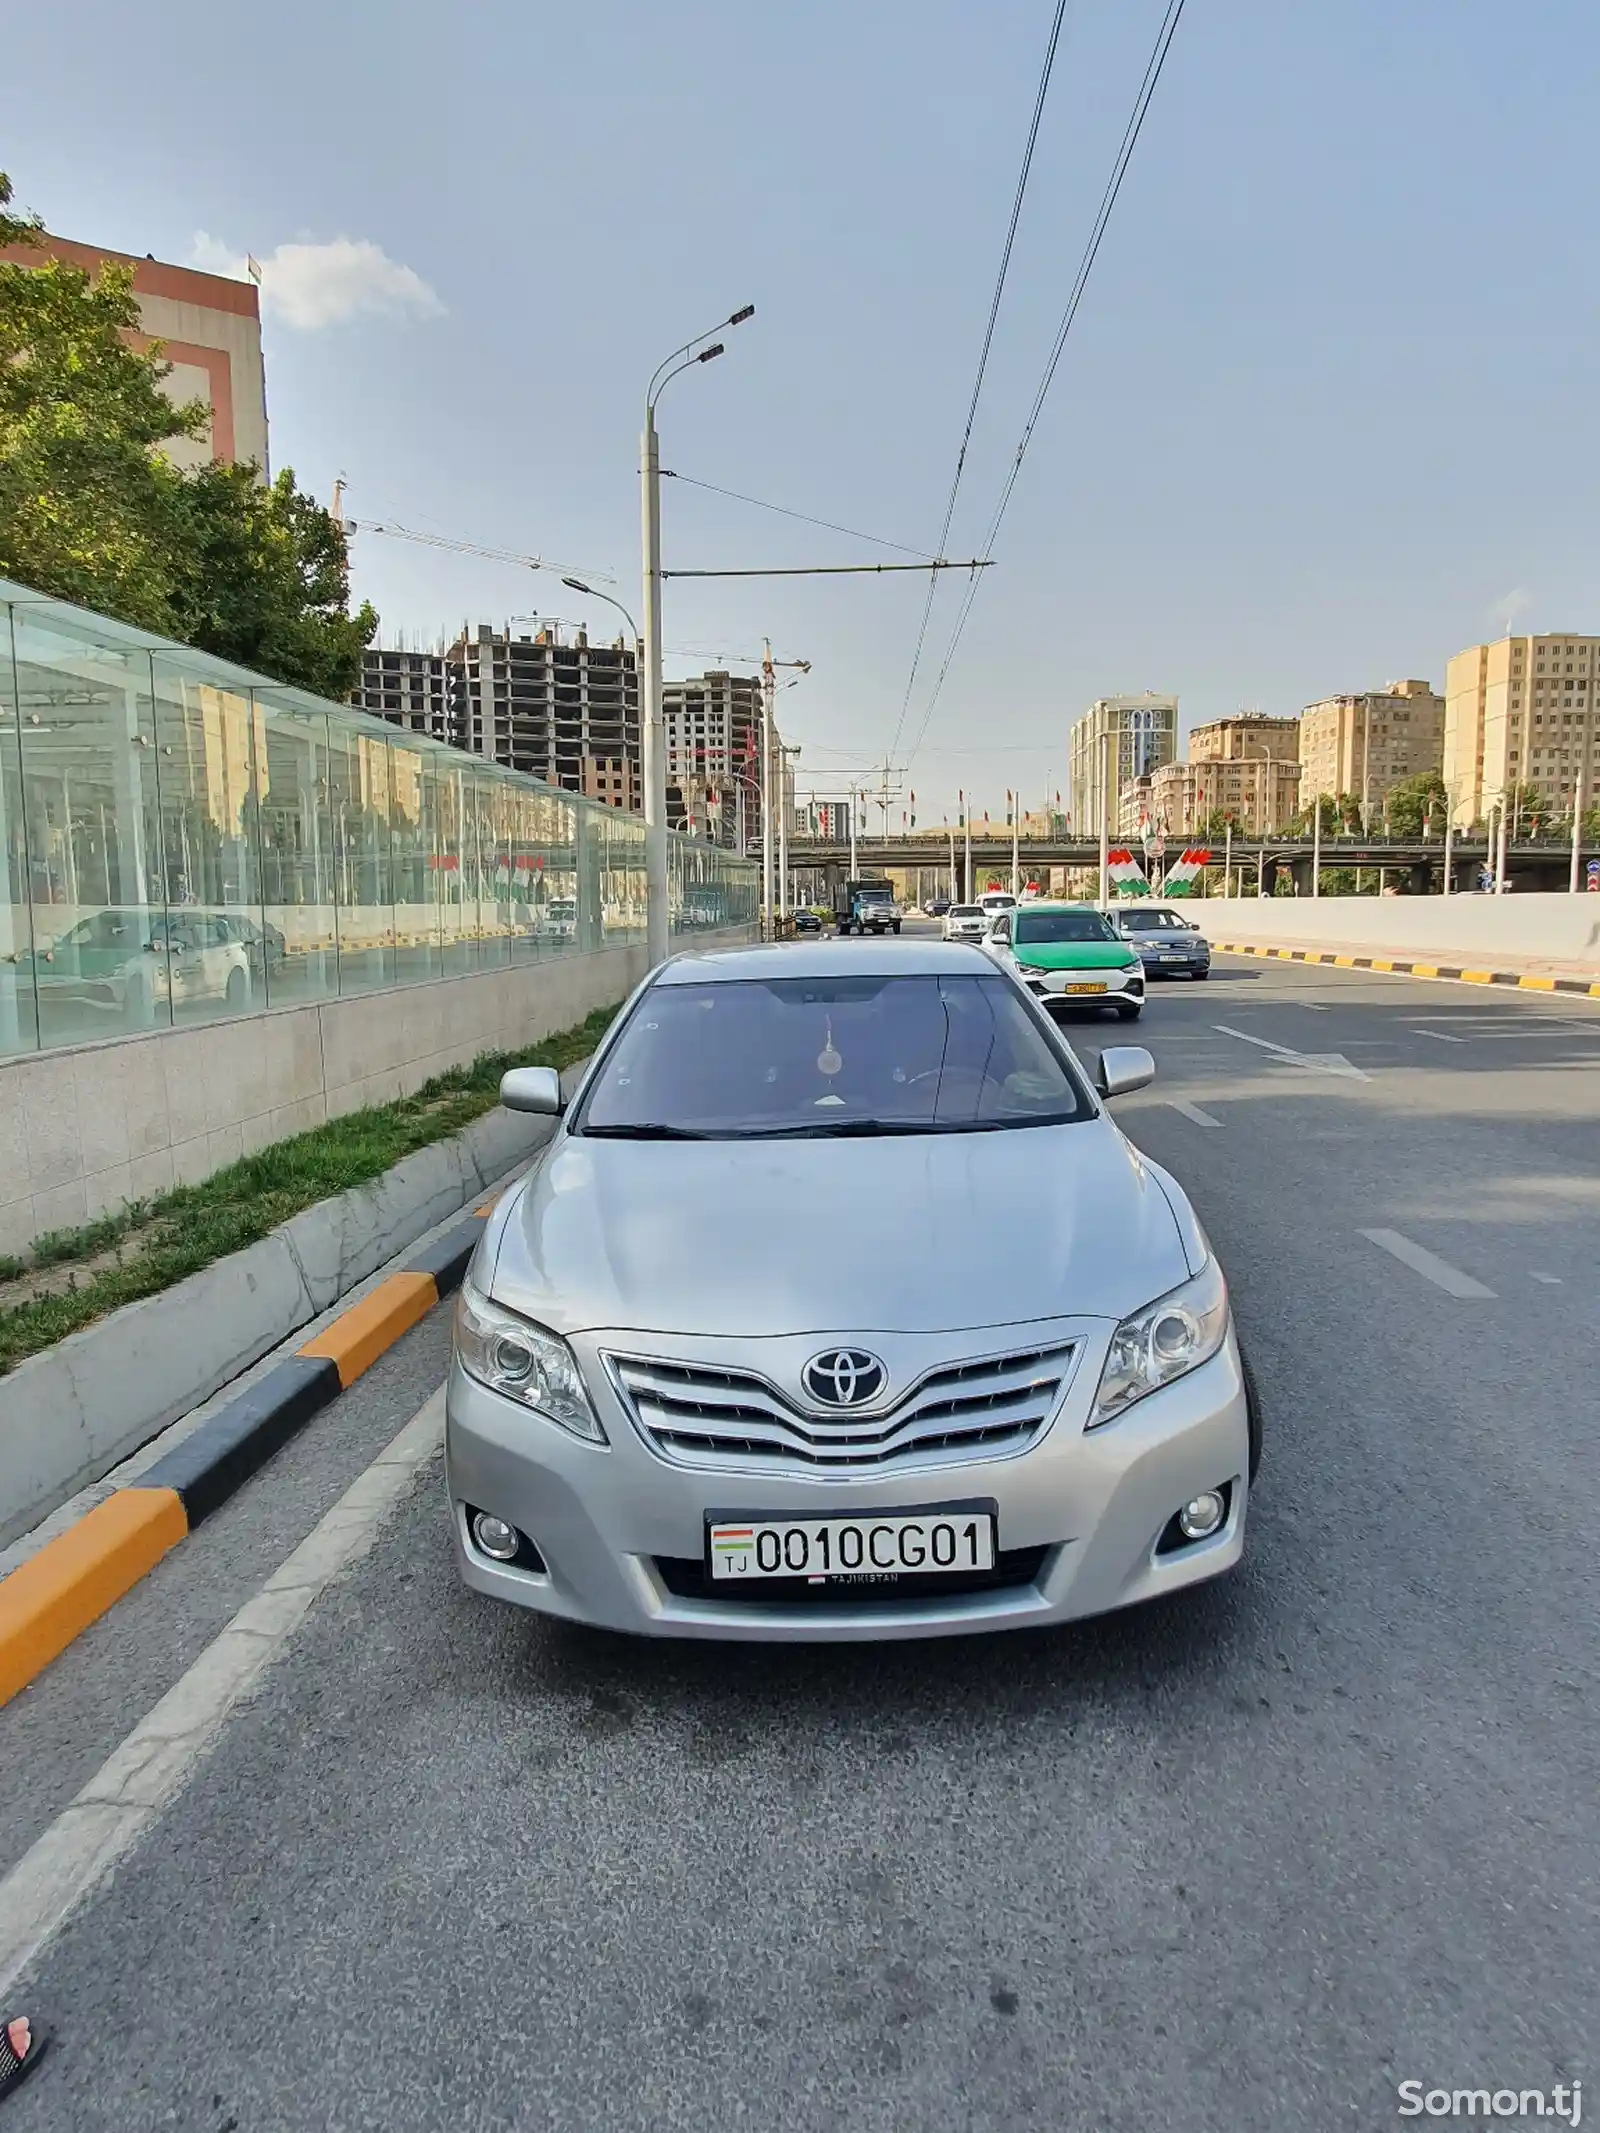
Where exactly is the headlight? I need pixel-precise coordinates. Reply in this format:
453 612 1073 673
1089 1257 1230 1427
454 1277 606 1443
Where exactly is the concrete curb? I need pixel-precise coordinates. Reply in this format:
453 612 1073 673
0 1103 559 1551
1212 941 1600 998
0 1211 489 1707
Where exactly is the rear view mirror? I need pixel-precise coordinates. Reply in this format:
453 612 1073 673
500 1065 564 1115
1096 1046 1155 1099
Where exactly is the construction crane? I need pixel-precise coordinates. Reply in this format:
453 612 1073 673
351 515 802 668
347 517 617 587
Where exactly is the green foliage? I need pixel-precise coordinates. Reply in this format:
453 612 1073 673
0 170 205 631
1383 773 1448 837
164 463 379 698
1317 868 1360 896
0 165 376 694
0 1004 617 1376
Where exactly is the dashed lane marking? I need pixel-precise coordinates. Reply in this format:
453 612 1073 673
1359 1229 1496 1300
1166 1097 1225 1128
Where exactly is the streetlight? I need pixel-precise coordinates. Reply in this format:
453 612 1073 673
642 305 756 964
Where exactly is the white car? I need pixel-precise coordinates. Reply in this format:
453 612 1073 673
978 890 1019 922
942 903 988 942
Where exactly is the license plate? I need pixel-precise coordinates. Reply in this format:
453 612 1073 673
707 1506 997 1585
1062 980 1107 995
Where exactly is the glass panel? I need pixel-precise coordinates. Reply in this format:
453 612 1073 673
254 693 337 1007
475 769 511 971
435 755 476 977
387 736 436 986
11 608 170 1049
328 720 396 995
149 655 268 1026
0 603 40 1057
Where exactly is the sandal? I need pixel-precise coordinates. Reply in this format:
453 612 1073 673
0 2016 49 2102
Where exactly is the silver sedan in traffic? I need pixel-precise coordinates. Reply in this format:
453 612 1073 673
446 939 1260 1642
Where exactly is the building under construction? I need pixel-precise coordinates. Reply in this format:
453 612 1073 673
353 623 641 811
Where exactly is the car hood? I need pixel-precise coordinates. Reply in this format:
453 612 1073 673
488 1121 1191 1338
1012 941 1137 972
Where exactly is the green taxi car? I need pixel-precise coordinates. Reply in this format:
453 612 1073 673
980 900 1145 1022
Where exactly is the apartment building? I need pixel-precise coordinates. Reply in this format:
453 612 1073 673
663 670 767 847
0 232 269 475
1297 681 1444 812
1068 694 1179 837
1444 633 1598 828
353 624 641 810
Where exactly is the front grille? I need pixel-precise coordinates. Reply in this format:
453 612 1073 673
606 1341 1078 1474
654 1545 1051 1605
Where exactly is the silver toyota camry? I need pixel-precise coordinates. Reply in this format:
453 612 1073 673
446 939 1260 1642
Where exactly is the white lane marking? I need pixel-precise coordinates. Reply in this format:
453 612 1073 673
1358 1229 1496 1300
1297 1002 1332 1011
1413 1028 1466 1043
1211 1023 1371 1081
0 1388 446 1999
1530 1272 1563 1286
1167 1097 1224 1128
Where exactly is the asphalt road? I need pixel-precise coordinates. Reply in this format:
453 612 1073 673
4 943 1596 2132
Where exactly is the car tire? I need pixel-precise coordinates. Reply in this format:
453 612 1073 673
1240 1345 1264 1483
892 921 901 934
1193 968 1209 981
225 965 248 1009
1115 1003 1142 1022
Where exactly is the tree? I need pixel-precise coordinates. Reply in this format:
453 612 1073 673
0 170 205 631
164 463 377 699
1317 867 1360 896
0 164 376 695
1295 793 1343 834
1385 772 1449 838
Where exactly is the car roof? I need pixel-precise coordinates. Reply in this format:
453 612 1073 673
1011 900 1104 913
657 939 993 984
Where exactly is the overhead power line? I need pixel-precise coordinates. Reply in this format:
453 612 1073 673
887 0 1076 765
661 471 933 557
905 0 1191 771
663 559 996 580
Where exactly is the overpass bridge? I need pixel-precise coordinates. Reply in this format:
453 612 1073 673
783 833 1593 900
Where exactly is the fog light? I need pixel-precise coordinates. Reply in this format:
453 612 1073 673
1177 1491 1226 1541
472 1512 520 1561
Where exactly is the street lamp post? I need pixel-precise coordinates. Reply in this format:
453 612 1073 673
1311 792 1321 898
1572 755 1588 894
641 305 755 964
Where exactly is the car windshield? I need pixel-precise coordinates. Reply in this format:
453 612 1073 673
577 974 1092 1137
981 894 1016 908
949 906 983 919
1122 908 1187 931
1013 909 1116 945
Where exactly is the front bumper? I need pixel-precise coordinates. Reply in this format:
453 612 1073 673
1020 963 1145 1009
445 1326 1250 1642
1134 946 1210 976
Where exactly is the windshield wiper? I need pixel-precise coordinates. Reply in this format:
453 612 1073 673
579 1123 712 1140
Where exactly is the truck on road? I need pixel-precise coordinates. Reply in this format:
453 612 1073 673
832 876 902 935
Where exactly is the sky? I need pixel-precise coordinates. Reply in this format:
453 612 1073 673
8 0 1600 823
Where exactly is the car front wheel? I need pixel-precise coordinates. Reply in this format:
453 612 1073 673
1114 1002 1142 1021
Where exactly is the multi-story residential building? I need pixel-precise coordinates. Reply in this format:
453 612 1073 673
1297 680 1444 817
0 231 269 474
352 623 641 811
1069 694 1179 836
1444 633 1598 828
663 671 770 847
1188 712 1301 766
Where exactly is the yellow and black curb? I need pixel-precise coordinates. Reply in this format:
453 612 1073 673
1212 941 1600 999
0 1210 494 1709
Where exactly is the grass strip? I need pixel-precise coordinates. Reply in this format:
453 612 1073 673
0 1004 616 1377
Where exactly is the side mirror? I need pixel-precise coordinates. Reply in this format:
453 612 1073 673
500 1065 564 1116
1096 1046 1156 1099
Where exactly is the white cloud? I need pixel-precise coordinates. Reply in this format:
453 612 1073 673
1484 585 1532 632
189 232 443 330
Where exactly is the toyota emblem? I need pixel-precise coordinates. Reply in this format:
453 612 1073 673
801 1348 887 1409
